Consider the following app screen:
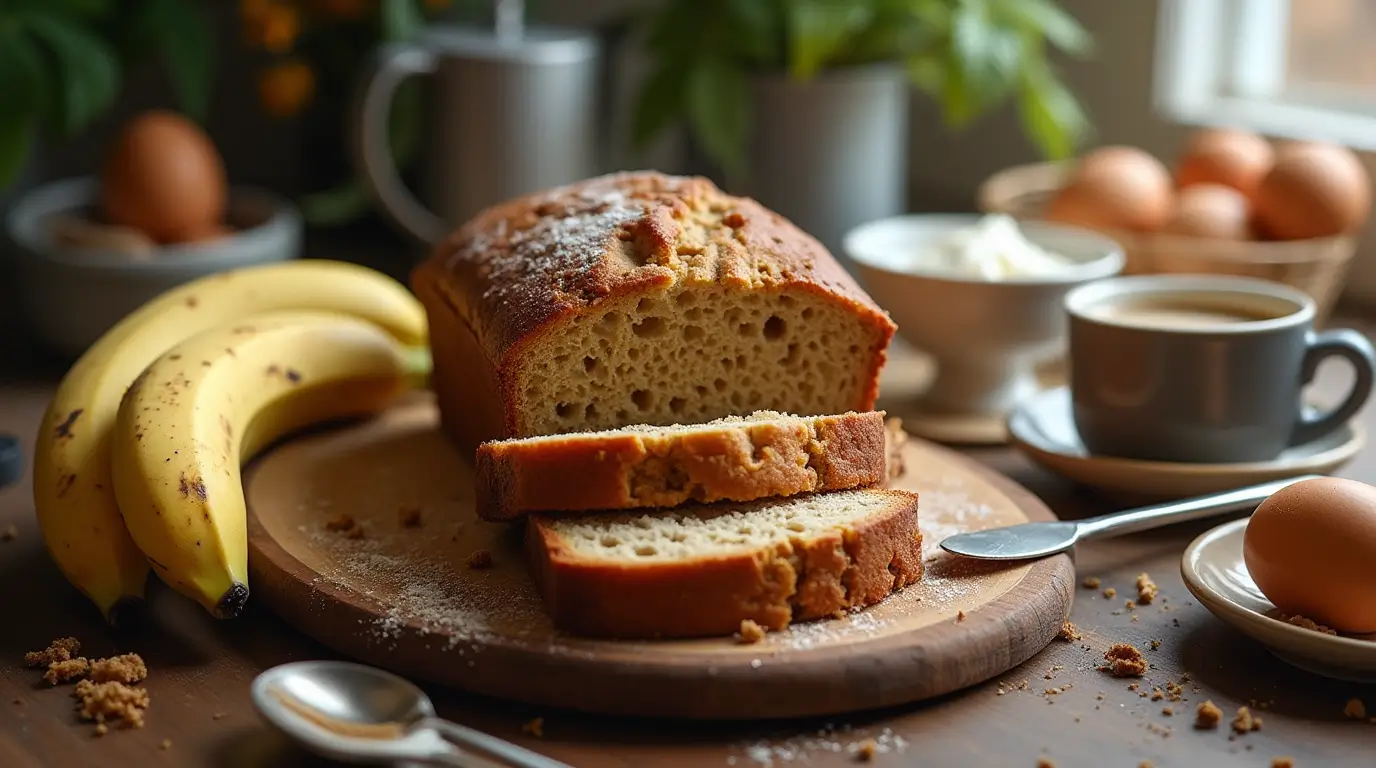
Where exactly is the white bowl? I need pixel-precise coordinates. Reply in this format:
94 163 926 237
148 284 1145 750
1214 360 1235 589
844 213 1124 415
6 177 303 359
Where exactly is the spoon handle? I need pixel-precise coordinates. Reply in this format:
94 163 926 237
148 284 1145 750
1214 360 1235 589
1074 474 1324 541
418 717 574 768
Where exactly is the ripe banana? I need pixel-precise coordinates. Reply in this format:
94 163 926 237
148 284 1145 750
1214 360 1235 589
110 310 430 618
34 260 427 624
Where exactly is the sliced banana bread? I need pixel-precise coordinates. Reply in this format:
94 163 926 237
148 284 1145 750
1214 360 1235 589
411 171 897 456
526 488 923 639
475 410 887 521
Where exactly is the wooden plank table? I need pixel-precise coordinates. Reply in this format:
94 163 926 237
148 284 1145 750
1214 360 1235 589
2 321 1373 768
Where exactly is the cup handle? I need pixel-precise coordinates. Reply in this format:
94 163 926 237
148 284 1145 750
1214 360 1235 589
351 42 448 245
1291 328 1376 446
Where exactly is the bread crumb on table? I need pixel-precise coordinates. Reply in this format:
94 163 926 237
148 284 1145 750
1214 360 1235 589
1149 639 1162 650
1271 758 1295 768
159 739 171 751
1162 706 1174 716
91 654 147 684
1102 587 1117 599
1 524 16 542
466 549 493 569
1100 644 1146 677
736 619 766 644
45 658 90 685
25 637 81 667
1057 621 1081 641
212 712 227 721
1232 706 1262 734
324 514 357 533
1195 700 1222 729
94 723 107 737
956 610 967 623
521 717 543 738
398 505 422 528
1344 698 1366 719
854 739 877 762
1135 572 1158 605
1081 576 1101 589
74 679 150 730
1037 758 1057 768
1139 762 1154 768
1285 615 1337 635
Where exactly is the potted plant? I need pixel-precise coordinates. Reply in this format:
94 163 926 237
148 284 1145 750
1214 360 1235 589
0 0 216 195
629 0 1093 261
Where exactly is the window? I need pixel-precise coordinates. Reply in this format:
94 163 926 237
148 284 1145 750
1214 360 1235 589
1155 0 1376 150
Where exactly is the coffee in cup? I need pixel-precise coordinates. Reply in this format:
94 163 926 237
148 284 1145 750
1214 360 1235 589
1064 275 1375 463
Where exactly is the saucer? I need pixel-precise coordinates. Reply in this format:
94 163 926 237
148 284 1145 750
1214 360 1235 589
1182 518 1376 682
1007 386 1365 500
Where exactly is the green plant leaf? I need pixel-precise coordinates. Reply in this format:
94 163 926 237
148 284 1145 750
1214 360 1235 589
950 0 1022 109
686 55 749 178
26 15 120 136
904 49 947 97
0 26 51 120
139 0 215 122
301 181 373 227
0 111 35 192
725 0 783 65
995 0 1092 55
1017 57 1089 160
381 0 425 42
631 59 691 149
787 0 875 80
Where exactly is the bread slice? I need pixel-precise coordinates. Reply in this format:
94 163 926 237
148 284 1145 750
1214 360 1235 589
410 171 897 456
475 410 887 521
525 488 923 639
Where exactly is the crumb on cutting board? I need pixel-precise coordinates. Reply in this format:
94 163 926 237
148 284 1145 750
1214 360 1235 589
1081 576 1101 589
1135 572 1158 604
1271 758 1294 768
1195 700 1222 729
25 637 81 667
324 514 357 533
1057 621 1081 642
1232 706 1262 734
398 505 422 528
736 619 765 644
90 654 147 685
466 549 493 569
521 717 544 738
854 739 878 762
1100 644 1146 677
45 658 90 685
159 739 171 751
75 679 149 730
1344 698 1367 719
956 610 967 623
1 524 16 542
1102 587 1116 599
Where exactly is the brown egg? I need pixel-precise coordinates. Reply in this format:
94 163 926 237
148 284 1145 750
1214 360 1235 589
1174 128 1274 198
1045 145 1174 232
1243 477 1376 634
1161 183 1253 239
101 110 227 244
1253 141 1371 240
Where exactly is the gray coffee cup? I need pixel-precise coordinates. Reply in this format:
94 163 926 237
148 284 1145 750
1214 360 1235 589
1064 274 1376 463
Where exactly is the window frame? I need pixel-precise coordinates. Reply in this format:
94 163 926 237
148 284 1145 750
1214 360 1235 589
1154 0 1376 151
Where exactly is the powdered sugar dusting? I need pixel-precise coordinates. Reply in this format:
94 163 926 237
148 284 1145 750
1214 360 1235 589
727 724 908 765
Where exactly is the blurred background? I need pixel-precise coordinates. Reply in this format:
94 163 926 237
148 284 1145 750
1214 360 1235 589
3 0 1374 366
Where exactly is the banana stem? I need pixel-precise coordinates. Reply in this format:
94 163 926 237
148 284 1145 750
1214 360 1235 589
402 346 434 391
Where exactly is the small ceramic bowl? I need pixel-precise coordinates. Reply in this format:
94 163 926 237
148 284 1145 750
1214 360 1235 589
843 213 1124 415
6 176 303 359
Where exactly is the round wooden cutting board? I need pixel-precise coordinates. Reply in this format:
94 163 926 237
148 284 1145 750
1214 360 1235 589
244 393 1074 720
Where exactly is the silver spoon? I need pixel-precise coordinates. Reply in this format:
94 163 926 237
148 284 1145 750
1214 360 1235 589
940 474 1323 561
252 660 572 768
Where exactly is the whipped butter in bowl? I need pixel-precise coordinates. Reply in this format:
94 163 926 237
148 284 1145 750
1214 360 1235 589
842 213 1124 416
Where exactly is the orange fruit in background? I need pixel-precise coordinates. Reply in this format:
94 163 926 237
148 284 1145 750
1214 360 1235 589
1174 128 1274 199
1253 141 1372 240
1045 146 1174 233
259 61 316 118
100 110 227 245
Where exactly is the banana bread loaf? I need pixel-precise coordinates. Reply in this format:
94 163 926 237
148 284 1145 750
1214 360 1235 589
411 171 897 456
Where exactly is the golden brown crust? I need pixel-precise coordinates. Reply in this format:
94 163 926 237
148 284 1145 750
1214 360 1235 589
525 489 923 639
411 171 897 455
475 411 888 521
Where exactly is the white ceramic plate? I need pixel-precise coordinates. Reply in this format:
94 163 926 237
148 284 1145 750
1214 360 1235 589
1007 386 1364 499
1181 517 1376 682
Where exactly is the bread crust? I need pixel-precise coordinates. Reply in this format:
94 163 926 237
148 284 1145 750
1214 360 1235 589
410 171 896 455
475 411 888 521
525 489 924 639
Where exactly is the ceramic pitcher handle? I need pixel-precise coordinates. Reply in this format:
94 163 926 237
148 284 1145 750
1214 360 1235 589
1292 328 1376 446
352 42 448 245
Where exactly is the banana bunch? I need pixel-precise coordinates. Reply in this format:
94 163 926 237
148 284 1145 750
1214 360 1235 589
34 260 431 624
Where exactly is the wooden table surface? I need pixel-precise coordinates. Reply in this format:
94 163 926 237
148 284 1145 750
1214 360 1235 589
2 310 1374 768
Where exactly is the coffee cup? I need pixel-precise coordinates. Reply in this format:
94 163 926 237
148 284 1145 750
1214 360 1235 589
1064 274 1376 463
